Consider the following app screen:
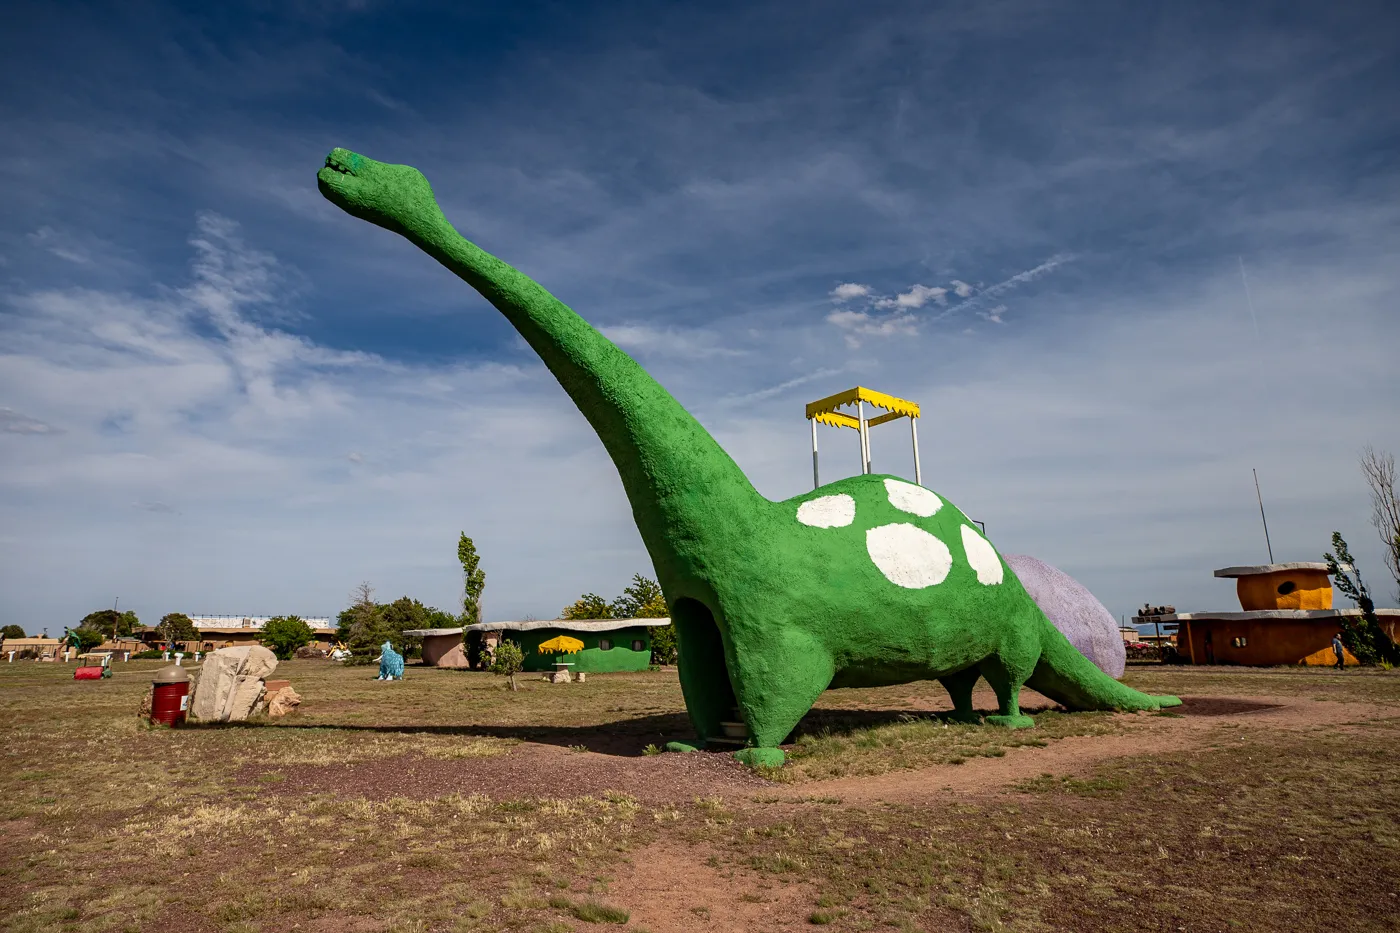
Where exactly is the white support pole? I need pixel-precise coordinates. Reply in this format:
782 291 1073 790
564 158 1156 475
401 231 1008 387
851 400 862 473
810 418 820 489
911 417 922 486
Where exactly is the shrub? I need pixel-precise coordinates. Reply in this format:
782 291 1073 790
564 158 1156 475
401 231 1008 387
259 616 315 661
490 639 525 691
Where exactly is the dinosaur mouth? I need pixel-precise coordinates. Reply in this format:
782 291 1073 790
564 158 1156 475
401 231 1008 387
322 153 354 176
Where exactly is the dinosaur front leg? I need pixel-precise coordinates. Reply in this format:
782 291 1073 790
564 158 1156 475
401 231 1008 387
938 667 983 724
979 651 1037 729
731 627 835 768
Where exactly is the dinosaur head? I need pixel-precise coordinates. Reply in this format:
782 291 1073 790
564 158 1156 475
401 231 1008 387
317 148 445 237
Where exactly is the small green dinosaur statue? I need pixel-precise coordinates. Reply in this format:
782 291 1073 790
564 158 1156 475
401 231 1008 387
317 149 1180 767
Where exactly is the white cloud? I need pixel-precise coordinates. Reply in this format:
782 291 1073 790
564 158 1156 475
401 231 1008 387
951 280 974 298
27 226 90 265
0 408 62 435
825 308 918 347
877 284 947 309
829 282 872 301
980 304 1007 324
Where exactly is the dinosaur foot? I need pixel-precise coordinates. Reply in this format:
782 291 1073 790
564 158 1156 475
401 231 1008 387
1151 695 1183 708
664 741 700 753
734 747 786 769
984 714 1036 729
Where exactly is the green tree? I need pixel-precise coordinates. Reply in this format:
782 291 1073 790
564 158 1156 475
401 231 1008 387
157 612 198 646
423 606 459 629
490 638 525 691
561 593 611 620
610 574 667 618
78 609 139 640
70 628 105 653
1325 532 1400 665
381 596 431 659
609 574 675 665
337 582 388 664
260 616 315 660
1 624 25 639
458 533 486 625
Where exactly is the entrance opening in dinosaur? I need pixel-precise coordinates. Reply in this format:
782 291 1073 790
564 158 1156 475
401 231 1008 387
669 597 738 744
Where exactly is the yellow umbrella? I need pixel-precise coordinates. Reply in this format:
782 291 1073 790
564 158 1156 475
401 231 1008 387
537 635 584 655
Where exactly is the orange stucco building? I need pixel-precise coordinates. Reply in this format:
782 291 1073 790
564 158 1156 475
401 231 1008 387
1161 562 1400 666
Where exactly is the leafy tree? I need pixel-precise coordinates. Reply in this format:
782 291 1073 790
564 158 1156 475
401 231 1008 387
490 638 525 691
423 606 459 629
458 533 486 625
337 582 387 664
1324 533 1400 666
561 593 612 620
157 612 198 646
70 628 105 653
609 574 675 665
1361 447 1400 600
611 574 667 619
260 616 315 660
78 609 139 640
1 624 25 639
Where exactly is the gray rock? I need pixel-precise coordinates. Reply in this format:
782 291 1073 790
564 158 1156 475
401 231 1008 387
1004 555 1127 679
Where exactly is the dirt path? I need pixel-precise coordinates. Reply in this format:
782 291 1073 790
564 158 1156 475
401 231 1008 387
612 841 818 932
773 695 1386 804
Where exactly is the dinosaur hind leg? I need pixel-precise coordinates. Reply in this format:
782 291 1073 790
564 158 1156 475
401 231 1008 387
938 667 983 724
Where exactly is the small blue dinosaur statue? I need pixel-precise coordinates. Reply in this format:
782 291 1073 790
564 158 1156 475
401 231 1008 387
375 641 404 681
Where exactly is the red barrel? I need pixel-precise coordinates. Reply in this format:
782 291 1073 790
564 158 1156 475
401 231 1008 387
151 664 191 727
74 666 105 680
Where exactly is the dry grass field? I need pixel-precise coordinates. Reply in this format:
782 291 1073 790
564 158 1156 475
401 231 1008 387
2 659 1398 932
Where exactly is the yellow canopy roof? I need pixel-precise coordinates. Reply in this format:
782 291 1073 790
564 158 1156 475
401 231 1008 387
805 386 920 428
537 635 584 654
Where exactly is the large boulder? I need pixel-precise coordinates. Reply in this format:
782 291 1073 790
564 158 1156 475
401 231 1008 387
190 645 279 722
1004 555 1126 679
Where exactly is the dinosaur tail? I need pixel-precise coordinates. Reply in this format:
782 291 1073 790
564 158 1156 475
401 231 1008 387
1027 617 1182 711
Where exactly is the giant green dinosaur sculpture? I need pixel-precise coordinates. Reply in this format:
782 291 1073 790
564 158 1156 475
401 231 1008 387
317 149 1180 767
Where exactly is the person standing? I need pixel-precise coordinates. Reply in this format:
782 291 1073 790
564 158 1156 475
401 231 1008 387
1331 633 1346 670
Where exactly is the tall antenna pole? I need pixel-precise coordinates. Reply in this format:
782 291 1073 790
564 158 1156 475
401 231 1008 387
1252 468 1274 563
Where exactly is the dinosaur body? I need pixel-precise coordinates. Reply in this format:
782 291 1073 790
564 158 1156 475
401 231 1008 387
317 149 1179 765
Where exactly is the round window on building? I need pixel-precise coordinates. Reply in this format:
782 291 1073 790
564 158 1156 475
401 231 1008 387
1277 580 1297 595
598 638 612 651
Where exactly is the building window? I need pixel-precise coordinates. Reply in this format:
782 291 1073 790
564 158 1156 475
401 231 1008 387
598 638 612 651
632 639 644 651
1231 636 1248 648
1277 580 1296 595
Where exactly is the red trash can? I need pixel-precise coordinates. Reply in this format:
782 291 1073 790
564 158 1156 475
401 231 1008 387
151 664 192 727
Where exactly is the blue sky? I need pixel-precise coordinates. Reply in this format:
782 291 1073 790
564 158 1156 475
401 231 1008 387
2 0 1397 633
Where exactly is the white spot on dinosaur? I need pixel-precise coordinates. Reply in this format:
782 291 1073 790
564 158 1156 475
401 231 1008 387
866 523 953 588
797 494 856 528
884 478 942 517
960 524 1003 585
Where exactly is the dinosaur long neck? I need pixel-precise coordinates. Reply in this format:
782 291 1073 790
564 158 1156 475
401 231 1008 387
410 218 765 570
